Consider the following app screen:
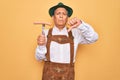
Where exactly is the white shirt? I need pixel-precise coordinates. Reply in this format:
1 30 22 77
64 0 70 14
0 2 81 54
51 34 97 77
35 21 98 63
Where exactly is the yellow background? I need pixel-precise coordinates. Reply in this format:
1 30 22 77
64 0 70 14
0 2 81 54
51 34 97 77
0 0 120 80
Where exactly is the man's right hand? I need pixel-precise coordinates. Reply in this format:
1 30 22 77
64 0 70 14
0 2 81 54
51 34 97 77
37 35 46 46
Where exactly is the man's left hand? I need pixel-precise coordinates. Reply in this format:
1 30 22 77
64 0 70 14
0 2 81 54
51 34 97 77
67 17 82 32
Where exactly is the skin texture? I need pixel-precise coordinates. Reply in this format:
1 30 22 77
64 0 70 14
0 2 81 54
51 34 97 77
52 8 68 30
37 7 81 46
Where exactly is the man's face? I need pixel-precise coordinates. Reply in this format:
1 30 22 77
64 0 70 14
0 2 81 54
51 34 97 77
52 7 68 29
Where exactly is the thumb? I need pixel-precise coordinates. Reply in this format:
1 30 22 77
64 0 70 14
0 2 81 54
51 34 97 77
67 24 77 32
67 27 73 32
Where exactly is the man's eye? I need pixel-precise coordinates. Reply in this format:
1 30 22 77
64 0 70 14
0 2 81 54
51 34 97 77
63 13 67 15
56 12 60 15
55 12 67 16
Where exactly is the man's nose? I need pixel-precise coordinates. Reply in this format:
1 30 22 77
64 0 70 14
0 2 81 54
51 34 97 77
59 14 63 18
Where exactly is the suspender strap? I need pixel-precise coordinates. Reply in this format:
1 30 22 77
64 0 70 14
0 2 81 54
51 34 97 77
46 28 74 64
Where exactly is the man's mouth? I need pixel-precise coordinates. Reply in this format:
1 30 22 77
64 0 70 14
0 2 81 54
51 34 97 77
59 20 64 21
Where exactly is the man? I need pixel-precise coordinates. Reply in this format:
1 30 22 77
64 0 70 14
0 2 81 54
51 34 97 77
35 2 98 80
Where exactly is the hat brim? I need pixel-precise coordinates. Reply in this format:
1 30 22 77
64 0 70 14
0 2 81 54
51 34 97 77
49 4 73 17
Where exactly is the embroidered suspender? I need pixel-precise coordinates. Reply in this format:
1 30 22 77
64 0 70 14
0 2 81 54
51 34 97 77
46 28 74 64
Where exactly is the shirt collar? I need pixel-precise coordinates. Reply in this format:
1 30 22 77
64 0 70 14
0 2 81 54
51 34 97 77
53 26 67 32
52 26 68 36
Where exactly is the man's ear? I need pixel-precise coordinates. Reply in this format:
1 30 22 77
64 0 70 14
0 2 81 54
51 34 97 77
52 16 54 20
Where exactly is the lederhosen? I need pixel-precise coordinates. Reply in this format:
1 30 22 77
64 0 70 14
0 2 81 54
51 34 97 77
42 28 75 80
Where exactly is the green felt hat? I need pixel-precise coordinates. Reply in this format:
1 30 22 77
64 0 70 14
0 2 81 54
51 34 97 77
49 2 73 17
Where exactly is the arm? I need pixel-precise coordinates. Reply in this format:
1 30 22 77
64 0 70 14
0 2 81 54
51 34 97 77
35 45 47 61
35 31 48 61
76 21 98 44
68 18 98 44
34 22 51 61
